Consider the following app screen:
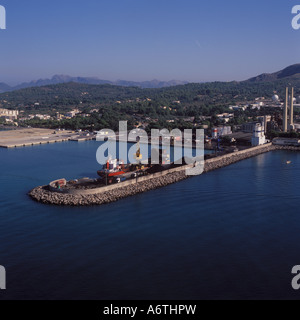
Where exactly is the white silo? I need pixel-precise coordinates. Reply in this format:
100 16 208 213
251 123 266 146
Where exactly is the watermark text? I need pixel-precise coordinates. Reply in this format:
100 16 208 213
0 5 6 30
96 121 204 176
0 265 6 290
292 5 300 30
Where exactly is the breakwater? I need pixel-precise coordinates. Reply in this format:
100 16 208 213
29 143 288 206
273 145 300 151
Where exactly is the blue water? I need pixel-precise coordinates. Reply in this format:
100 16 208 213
0 141 300 300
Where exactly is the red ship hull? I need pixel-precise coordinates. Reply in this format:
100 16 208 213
97 170 127 177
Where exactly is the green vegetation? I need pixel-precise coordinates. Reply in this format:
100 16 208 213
1 78 299 111
0 74 299 131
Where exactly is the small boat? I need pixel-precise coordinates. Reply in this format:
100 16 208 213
286 161 292 164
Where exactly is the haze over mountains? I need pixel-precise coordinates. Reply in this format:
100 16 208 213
0 75 189 93
0 64 300 94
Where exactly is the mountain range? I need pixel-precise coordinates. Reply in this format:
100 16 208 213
1 64 300 94
0 75 189 93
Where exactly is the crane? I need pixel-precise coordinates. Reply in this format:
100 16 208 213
134 136 142 164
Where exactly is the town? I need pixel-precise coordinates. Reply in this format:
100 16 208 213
1 86 300 149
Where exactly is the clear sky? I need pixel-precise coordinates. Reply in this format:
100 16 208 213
0 0 299 84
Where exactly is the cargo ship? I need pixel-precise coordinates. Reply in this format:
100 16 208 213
97 158 131 178
97 137 147 179
97 142 171 184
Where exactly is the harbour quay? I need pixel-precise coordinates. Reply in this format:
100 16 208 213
29 142 295 207
0 128 95 148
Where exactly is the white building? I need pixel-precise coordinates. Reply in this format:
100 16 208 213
216 113 234 123
65 109 80 118
229 105 247 111
0 108 19 120
251 102 264 110
251 123 266 146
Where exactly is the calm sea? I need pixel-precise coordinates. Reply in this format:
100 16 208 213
0 140 300 300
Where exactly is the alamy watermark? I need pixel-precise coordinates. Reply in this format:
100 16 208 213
0 265 6 290
0 5 6 30
95 121 204 176
292 5 300 30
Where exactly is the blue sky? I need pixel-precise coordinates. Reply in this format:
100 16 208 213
0 0 299 84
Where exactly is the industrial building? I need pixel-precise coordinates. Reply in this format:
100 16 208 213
257 116 272 133
251 123 266 146
242 122 259 133
212 126 232 139
273 138 300 147
242 116 272 135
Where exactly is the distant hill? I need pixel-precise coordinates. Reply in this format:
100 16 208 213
0 75 188 93
1 77 299 111
1 64 300 111
1 64 300 94
114 79 188 89
0 82 150 107
247 64 300 82
0 83 12 94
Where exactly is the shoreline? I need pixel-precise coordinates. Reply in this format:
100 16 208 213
0 127 215 150
29 143 297 207
0 128 94 148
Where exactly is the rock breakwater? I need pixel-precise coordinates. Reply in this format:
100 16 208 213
28 143 289 206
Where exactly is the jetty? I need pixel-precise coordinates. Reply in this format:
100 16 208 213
28 142 298 207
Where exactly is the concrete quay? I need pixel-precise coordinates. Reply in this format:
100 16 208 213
0 128 95 148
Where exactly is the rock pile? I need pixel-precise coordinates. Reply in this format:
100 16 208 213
29 171 188 206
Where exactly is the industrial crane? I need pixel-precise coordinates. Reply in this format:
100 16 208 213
134 136 143 169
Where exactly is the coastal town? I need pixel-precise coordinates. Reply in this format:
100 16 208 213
2 1 300 302
1 85 300 149
2 85 298 206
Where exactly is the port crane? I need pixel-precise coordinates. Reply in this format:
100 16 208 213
134 136 143 170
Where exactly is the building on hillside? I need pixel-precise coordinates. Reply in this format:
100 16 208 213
0 108 19 120
65 109 80 118
229 105 247 111
216 113 234 123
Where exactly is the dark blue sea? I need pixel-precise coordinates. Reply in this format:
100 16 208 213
0 140 300 300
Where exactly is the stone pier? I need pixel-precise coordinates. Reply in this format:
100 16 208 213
29 143 297 206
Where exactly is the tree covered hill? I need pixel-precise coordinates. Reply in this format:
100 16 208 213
0 78 299 111
247 64 300 82
1 63 300 106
